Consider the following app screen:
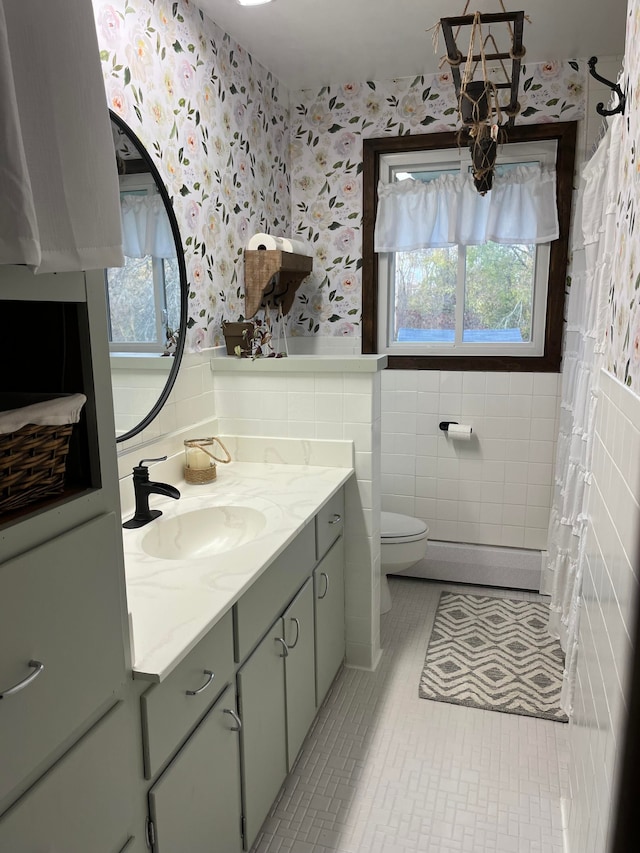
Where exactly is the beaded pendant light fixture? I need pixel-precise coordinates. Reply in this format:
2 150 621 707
434 1 528 194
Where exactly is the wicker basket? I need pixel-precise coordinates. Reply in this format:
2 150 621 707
0 394 78 514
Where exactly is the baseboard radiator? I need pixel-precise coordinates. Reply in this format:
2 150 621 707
394 540 544 592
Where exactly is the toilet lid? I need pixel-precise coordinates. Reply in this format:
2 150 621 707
381 511 428 542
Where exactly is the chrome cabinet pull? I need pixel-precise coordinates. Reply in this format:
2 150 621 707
275 636 289 657
318 572 329 599
0 660 44 699
185 669 215 696
288 617 300 649
328 513 342 525
223 708 242 732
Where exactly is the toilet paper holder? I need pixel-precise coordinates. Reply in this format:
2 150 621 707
439 421 473 434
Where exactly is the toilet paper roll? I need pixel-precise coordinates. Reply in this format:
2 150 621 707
247 232 279 251
447 423 472 440
247 233 308 255
278 237 308 255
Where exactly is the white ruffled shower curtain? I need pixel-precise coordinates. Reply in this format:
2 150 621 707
546 114 622 715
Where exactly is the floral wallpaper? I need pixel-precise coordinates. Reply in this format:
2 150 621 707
93 0 290 351
288 60 587 338
606 0 640 393
93 0 588 349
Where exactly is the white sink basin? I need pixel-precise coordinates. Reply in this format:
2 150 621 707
140 504 269 560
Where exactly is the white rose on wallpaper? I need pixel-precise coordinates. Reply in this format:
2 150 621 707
185 130 200 157
338 178 360 201
308 201 332 228
163 70 176 98
178 58 196 92
98 4 121 45
156 1 177 39
308 101 334 132
161 145 183 194
432 71 455 91
193 327 206 351
106 81 128 117
538 61 562 80
150 98 166 126
294 174 319 194
212 135 225 158
314 147 331 170
190 259 205 286
363 93 383 116
125 32 152 83
340 274 358 293
248 118 262 147
334 131 359 157
234 101 248 129
186 200 201 232
398 92 427 126
334 228 357 252
341 82 362 98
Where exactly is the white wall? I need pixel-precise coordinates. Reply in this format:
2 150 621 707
115 350 216 460
566 370 640 852
381 369 561 550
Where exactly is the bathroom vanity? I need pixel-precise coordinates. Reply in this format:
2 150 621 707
123 464 350 852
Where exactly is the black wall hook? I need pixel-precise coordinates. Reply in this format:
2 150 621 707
588 57 626 117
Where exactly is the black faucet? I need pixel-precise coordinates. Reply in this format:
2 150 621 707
122 456 180 529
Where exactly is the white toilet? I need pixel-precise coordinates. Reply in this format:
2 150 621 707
380 511 429 613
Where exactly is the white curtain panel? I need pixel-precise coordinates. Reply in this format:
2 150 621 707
374 165 558 252
120 195 177 260
546 114 621 716
0 0 124 273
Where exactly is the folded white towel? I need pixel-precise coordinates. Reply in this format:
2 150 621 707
0 394 87 435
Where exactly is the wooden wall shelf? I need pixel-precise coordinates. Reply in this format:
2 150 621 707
244 250 313 319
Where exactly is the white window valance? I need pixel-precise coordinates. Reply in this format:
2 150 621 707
374 164 558 252
120 194 177 260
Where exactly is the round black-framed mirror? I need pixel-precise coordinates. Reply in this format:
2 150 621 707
108 109 188 444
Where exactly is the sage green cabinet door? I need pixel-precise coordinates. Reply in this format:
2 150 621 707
314 536 345 708
0 701 135 853
148 684 242 853
237 623 287 851
282 578 316 771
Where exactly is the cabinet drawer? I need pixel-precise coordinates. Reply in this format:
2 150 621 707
234 521 315 663
0 701 135 853
0 513 127 805
315 488 344 561
141 609 234 779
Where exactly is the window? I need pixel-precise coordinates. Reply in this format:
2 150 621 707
362 123 577 371
106 174 181 354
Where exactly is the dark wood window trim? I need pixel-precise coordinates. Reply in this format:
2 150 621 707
362 122 577 372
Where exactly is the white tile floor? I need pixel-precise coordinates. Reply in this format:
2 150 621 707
251 577 569 853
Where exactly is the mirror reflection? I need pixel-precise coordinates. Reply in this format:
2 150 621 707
107 112 187 442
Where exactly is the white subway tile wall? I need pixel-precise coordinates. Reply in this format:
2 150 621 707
214 367 383 672
381 370 561 550
114 350 216 450
566 370 640 853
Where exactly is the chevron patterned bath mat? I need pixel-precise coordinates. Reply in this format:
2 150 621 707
419 592 568 722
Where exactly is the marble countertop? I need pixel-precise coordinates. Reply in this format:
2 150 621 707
122 460 353 682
